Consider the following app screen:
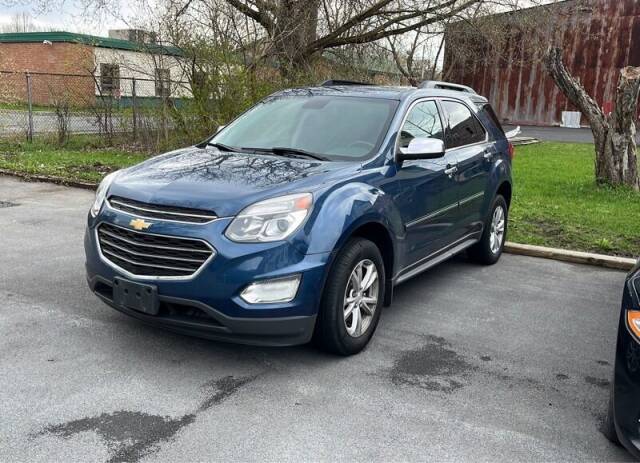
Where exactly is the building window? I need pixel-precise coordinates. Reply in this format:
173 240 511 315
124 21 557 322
191 70 206 88
100 64 120 95
155 68 170 97
190 70 208 97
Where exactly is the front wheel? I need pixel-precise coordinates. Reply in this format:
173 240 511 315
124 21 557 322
468 194 508 265
314 238 385 356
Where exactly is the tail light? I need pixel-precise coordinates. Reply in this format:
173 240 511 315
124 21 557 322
507 142 515 160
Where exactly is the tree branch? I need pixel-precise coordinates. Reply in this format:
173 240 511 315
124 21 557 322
314 0 396 47
224 0 275 33
544 46 607 135
305 0 479 55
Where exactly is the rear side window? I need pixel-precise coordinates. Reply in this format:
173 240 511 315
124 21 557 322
441 100 486 149
478 103 505 135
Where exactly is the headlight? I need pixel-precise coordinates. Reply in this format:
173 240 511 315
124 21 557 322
225 193 313 242
90 172 118 217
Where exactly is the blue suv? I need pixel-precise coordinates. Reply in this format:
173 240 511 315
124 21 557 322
84 80 513 355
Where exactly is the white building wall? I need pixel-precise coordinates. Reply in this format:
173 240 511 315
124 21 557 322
92 47 192 98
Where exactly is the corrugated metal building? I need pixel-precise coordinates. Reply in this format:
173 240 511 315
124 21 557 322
443 0 640 126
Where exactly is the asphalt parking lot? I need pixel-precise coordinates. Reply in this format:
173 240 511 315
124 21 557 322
0 175 634 462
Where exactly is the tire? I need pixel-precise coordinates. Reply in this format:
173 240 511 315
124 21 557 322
602 385 620 445
468 194 508 265
314 238 385 356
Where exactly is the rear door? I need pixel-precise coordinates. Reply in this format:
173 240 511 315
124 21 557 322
440 99 492 236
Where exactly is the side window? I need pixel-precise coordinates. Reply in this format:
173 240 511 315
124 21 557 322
476 103 504 134
441 100 486 149
398 100 444 150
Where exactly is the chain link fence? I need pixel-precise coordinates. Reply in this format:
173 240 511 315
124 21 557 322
0 70 193 146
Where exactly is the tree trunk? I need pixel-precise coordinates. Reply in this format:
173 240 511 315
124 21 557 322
273 0 320 73
601 67 640 188
545 47 640 190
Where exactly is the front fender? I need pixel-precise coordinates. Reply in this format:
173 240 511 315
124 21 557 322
302 182 404 258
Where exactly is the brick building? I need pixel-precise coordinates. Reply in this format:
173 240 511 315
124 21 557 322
0 31 188 106
444 0 640 126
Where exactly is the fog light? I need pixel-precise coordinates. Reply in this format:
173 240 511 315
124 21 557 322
240 275 301 304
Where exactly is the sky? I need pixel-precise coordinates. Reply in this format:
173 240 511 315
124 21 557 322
0 0 128 35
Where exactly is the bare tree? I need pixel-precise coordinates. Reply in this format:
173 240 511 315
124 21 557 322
169 0 485 73
0 12 42 33
14 0 548 79
545 47 640 190
384 27 428 86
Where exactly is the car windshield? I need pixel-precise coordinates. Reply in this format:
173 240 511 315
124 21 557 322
211 94 399 161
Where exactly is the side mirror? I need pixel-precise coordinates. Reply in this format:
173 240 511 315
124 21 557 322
397 137 445 162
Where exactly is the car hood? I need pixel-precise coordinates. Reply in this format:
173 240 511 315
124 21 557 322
108 146 353 217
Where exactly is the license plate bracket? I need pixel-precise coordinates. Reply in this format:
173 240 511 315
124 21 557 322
113 277 159 316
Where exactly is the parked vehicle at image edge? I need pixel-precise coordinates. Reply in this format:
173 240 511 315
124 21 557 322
84 79 513 355
603 261 640 459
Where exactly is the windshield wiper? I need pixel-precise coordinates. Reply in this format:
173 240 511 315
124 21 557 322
273 147 329 161
207 142 241 152
243 146 329 161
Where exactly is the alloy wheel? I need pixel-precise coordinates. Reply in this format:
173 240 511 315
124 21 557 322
343 259 379 337
489 205 505 254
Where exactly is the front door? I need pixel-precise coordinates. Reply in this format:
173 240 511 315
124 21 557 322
390 99 459 267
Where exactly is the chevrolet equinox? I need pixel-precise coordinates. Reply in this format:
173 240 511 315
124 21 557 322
84 80 513 355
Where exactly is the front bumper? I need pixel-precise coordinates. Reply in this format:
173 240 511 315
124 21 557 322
84 206 330 346
612 288 640 459
87 275 316 346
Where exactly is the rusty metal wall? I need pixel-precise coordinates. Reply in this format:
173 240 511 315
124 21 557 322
444 0 640 126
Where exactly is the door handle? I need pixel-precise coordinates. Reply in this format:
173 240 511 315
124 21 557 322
483 150 494 160
444 164 458 176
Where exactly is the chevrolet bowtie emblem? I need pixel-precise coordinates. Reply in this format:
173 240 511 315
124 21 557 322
129 218 153 231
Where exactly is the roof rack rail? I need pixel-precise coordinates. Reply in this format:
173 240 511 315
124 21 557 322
320 79 373 87
418 80 477 94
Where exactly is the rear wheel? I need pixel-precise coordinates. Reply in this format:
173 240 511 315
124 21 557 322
315 238 384 356
468 194 507 265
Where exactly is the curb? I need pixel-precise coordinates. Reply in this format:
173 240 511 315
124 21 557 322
510 136 540 146
0 170 97 190
505 242 636 271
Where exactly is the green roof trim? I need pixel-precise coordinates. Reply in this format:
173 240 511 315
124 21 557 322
0 31 183 56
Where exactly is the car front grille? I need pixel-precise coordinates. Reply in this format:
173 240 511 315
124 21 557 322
107 196 217 223
97 223 215 278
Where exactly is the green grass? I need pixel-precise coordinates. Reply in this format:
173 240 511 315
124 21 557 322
0 136 147 183
0 137 639 257
510 142 640 257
